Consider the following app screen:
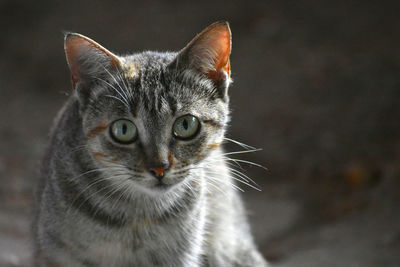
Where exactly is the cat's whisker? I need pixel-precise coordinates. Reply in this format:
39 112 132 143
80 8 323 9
223 137 256 150
120 182 135 203
90 187 128 226
95 158 133 169
67 173 131 215
115 70 134 102
222 148 263 156
79 179 119 210
95 76 130 108
105 95 130 109
182 180 196 196
221 157 244 169
107 72 132 108
204 177 233 195
66 167 128 183
100 66 131 106
122 179 135 202
92 158 144 176
185 163 261 192
79 175 132 214
205 172 253 193
72 171 128 195
206 155 265 188
226 165 258 183
108 182 128 212
91 177 131 223
117 71 134 100
206 175 244 193
228 172 261 192
200 182 213 195
227 181 245 192
183 165 247 192
223 157 269 171
227 167 261 189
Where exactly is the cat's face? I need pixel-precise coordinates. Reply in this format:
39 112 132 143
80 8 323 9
65 22 231 196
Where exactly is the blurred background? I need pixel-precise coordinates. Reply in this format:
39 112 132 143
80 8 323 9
0 0 399 266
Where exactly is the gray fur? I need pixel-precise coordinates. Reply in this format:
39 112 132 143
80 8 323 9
34 22 267 267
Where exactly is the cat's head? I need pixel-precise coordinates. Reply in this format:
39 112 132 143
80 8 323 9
64 22 232 196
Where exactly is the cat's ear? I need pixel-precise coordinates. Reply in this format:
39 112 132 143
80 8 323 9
64 33 121 88
171 21 232 98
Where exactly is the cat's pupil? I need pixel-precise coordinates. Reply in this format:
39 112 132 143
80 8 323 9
122 123 127 134
183 119 188 130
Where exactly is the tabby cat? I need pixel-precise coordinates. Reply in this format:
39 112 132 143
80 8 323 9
34 21 267 267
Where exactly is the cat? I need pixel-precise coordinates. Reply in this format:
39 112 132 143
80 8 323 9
33 21 268 267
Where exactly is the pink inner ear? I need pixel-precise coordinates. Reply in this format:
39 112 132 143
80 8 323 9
212 29 231 75
201 24 231 82
64 34 120 87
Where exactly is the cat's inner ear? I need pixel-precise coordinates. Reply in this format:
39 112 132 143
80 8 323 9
174 21 232 86
64 33 121 88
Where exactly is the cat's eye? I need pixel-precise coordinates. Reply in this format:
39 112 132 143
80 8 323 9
110 119 137 144
173 115 200 140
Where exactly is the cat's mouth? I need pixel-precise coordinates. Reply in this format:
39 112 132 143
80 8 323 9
132 172 185 193
152 180 172 190
153 181 171 190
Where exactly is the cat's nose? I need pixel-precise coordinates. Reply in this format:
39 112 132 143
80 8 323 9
147 163 169 180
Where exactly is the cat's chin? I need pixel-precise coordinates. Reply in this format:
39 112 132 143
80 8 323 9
134 180 177 196
152 181 172 190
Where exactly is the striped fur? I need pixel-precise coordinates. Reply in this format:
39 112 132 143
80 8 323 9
34 22 267 266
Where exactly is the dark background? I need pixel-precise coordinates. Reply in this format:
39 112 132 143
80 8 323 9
1 0 399 266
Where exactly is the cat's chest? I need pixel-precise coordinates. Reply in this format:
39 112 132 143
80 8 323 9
82 217 204 266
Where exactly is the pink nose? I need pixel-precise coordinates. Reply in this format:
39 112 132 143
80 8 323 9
148 164 169 180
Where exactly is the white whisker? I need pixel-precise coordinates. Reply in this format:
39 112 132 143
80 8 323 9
116 70 134 102
227 167 261 188
101 66 131 105
224 158 268 171
223 137 256 150
67 173 130 215
105 95 130 109
206 175 244 193
228 171 261 192
66 167 127 183
222 148 263 156
95 76 130 108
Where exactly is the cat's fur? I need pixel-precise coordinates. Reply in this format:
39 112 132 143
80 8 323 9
34 22 267 267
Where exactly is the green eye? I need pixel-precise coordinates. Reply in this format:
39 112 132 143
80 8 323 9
173 115 200 140
110 119 137 144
